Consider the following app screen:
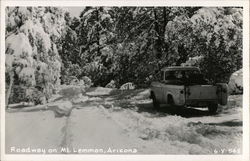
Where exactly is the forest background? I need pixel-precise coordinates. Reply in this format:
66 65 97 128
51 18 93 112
5 7 242 104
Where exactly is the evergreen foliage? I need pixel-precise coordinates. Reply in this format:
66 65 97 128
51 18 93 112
5 7 242 104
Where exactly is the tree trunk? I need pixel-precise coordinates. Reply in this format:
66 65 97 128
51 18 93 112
162 7 168 54
6 72 14 108
163 7 167 30
96 7 101 57
153 8 161 59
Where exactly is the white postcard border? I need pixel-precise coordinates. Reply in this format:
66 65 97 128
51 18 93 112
1 0 249 161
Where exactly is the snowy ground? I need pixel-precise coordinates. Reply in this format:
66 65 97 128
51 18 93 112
5 87 242 154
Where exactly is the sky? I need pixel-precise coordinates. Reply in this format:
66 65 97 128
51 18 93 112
67 7 84 18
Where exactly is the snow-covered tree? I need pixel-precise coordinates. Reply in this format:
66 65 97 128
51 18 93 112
191 7 242 83
73 7 242 87
5 6 240 92
165 7 242 83
5 7 67 105
59 12 81 84
77 7 115 86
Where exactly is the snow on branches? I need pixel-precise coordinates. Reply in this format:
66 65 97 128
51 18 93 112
5 7 67 105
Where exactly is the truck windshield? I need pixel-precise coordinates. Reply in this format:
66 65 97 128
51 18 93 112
165 70 207 84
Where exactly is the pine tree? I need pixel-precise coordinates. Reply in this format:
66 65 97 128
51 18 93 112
5 7 67 105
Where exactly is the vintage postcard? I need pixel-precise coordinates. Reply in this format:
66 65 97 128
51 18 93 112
0 0 249 161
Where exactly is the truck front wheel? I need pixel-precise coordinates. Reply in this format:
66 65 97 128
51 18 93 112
167 95 174 106
208 103 218 114
151 93 160 109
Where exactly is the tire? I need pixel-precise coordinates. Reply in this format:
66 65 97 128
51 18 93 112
208 103 218 114
168 95 174 106
151 93 160 109
216 83 228 105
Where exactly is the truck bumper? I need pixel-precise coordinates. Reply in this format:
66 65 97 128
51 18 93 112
186 99 218 107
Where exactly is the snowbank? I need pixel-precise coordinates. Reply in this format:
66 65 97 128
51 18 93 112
181 56 203 66
103 104 242 154
131 89 150 100
228 69 243 94
57 85 86 99
86 87 114 96
227 95 242 108
120 82 136 90
105 80 116 88
48 100 73 117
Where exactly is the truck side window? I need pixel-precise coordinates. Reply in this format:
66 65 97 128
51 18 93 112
165 71 176 80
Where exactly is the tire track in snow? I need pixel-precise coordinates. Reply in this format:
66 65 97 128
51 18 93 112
59 115 74 154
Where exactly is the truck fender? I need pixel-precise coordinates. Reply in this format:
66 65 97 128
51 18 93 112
216 83 228 105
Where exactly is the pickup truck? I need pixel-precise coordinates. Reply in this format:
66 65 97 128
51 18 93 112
150 66 228 113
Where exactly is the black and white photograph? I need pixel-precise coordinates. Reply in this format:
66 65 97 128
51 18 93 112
1 0 249 161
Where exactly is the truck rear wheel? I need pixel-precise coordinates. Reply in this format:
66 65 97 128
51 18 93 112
216 83 228 105
151 93 160 109
208 103 218 114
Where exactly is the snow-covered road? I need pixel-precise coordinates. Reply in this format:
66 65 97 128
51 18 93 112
5 88 242 154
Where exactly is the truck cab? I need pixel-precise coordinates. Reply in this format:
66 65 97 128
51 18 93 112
150 66 228 114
